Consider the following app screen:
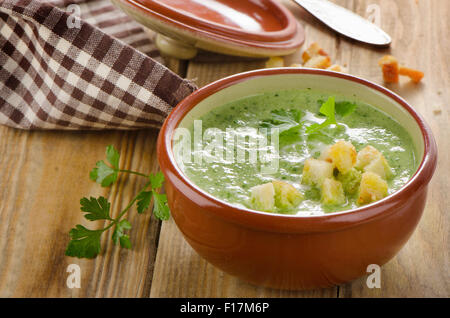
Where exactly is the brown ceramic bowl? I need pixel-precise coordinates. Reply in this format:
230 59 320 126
157 68 437 290
113 0 305 58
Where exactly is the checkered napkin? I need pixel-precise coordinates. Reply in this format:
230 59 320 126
0 0 197 130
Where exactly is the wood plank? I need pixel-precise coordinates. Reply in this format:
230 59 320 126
0 128 162 297
335 0 450 297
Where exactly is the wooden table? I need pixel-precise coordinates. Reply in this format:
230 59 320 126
0 0 448 297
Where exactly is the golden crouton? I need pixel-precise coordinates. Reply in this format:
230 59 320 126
304 55 332 69
302 158 334 187
272 180 303 210
321 178 345 205
364 154 393 180
357 172 388 205
327 140 357 174
378 55 399 83
355 145 392 179
399 66 424 83
319 145 332 163
355 145 381 169
250 182 275 212
265 56 284 68
327 64 344 72
302 42 328 63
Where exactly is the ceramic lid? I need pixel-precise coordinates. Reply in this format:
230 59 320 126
113 0 305 58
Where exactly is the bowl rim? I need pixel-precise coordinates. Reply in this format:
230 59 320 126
157 68 437 233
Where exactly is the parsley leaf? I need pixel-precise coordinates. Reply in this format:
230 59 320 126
67 146 171 259
260 109 304 145
80 196 112 221
112 219 132 249
271 109 302 124
306 96 337 134
106 145 120 169
279 124 304 144
89 145 120 187
65 225 102 259
335 101 357 117
260 109 303 133
153 192 170 220
119 235 132 249
136 191 152 214
89 168 98 182
91 160 118 187
150 171 164 189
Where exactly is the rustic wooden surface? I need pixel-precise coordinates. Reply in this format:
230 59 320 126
0 0 448 297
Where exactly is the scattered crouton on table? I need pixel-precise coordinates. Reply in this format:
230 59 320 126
378 55 424 83
302 42 328 64
304 55 332 69
266 42 345 72
265 56 284 68
398 66 424 83
378 55 399 83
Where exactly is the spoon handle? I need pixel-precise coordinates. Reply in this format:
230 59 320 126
293 0 391 46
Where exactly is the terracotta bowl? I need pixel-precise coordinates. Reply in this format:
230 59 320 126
157 68 437 290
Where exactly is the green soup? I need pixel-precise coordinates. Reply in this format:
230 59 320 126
177 89 417 215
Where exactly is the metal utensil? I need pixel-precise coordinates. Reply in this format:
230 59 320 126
293 0 391 46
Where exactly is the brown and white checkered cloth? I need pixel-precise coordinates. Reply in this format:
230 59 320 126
0 0 197 129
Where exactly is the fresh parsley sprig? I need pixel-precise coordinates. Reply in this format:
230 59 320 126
305 96 338 134
65 145 170 259
260 97 357 145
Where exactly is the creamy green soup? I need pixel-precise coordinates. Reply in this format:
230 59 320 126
177 89 417 215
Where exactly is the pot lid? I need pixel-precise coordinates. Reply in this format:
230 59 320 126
112 0 305 59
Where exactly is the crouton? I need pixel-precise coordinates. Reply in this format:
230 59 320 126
289 63 303 68
302 42 328 63
250 182 275 212
319 145 332 163
321 178 346 205
355 145 392 179
304 55 332 69
272 180 303 210
378 55 399 83
357 172 388 205
364 154 393 180
399 66 424 83
302 158 334 187
265 56 284 68
355 145 381 169
327 140 357 174
327 64 344 72
337 168 362 195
